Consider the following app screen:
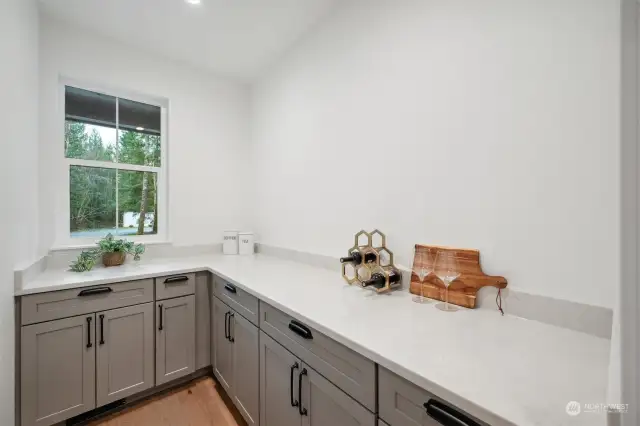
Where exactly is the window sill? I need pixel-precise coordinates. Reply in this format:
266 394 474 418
50 240 172 252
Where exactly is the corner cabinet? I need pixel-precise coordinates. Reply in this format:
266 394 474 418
155 295 196 385
21 315 96 426
212 295 260 426
213 296 234 392
96 303 155 406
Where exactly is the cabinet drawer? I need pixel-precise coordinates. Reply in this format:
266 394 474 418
260 301 376 412
21 280 154 325
155 273 195 300
214 276 259 325
379 367 488 426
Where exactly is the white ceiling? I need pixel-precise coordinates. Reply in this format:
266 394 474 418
38 0 342 81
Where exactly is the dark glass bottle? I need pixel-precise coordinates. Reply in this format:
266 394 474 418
362 269 401 289
340 251 376 265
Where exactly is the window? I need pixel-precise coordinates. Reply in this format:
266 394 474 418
63 85 166 242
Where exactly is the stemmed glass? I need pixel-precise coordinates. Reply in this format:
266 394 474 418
434 250 460 312
412 249 434 304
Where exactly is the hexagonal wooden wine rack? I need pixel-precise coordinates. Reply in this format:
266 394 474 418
341 229 401 293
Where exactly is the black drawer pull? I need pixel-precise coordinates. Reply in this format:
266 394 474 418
229 313 235 343
424 399 480 426
78 287 112 297
99 314 105 345
164 275 189 284
224 283 237 294
298 368 308 416
289 320 313 340
158 304 163 331
290 362 299 407
86 317 92 348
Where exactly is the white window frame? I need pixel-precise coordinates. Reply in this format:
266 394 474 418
55 77 169 248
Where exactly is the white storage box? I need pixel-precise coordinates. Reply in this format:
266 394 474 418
238 232 255 255
223 230 239 255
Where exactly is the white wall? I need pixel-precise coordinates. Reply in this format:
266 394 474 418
252 0 620 307
39 16 252 252
0 0 40 423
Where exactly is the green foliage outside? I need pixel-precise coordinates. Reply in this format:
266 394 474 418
66 121 160 234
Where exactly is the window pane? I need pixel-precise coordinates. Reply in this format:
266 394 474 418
118 98 161 167
118 170 158 236
118 130 161 167
65 121 117 162
70 166 116 238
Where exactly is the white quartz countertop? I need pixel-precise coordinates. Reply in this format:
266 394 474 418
18 255 610 426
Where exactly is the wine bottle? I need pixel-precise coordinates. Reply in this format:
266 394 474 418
362 269 402 289
340 250 376 265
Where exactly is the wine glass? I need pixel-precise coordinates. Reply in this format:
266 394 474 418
412 249 434 304
434 250 460 312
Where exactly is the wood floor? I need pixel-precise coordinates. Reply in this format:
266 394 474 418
87 377 246 426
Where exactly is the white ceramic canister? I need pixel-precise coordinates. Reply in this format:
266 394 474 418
223 230 239 255
238 232 255 255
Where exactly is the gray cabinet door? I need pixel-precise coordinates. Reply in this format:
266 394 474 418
156 295 196 385
231 312 260 426
213 296 234 393
21 315 96 426
302 363 376 426
96 303 154 406
260 331 301 426
378 367 487 426
195 272 211 370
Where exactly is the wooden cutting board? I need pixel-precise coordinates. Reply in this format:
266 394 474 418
409 244 507 309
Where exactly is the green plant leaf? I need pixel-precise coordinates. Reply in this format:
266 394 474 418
69 235 145 272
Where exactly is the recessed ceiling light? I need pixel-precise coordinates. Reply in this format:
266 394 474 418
136 127 144 131
185 0 201 5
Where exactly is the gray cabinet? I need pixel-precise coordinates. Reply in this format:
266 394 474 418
213 295 260 426
21 315 96 426
195 272 211 370
260 331 374 426
155 273 196 300
260 331 302 426
155 295 196 385
213 296 234 392
378 420 390 426
96 303 154 406
260 301 376 411
232 312 260 426
214 276 259 325
302 363 376 426
379 367 487 426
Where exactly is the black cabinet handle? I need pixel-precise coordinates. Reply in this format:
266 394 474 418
424 399 481 426
224 283 237 294
290 362 299 407
99 314 105 345
86 317 92 348
298 368 308 416
289 320 313 340
158 304 163 331
229 313 235 343
224 312 230 339
164 275 189 284
78 287 112 297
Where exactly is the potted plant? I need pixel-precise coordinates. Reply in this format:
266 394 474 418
70 233 145 272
